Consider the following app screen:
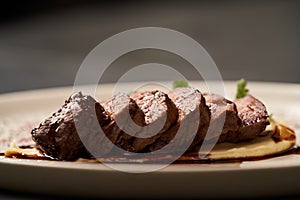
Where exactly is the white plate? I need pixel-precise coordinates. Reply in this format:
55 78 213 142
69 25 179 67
0 81 300 198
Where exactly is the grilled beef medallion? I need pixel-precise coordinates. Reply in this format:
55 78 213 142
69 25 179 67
130 90 178 152
103 93 145 152
148 87 210 152
31 89 271 160
203 93 241 140
219 95 269 143
31 92 110 160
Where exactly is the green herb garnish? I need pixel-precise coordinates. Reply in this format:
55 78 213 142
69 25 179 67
173 80 190 89
269 113 275 124
236 78 249 99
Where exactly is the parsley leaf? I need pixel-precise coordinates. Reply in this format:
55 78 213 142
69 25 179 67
173 80 190 89
236 78 249 99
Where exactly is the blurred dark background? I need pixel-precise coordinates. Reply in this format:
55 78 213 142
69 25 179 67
0 0 299 94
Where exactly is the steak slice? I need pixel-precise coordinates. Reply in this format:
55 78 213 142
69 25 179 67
148 87 210 152
203 93 241 140
31 92 110 160
103 93 144 152
130 90 178 152
220 95 269 143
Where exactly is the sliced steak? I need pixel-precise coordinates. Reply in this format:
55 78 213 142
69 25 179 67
130 90 178 152
31 92 110 160
103 93 144 152
220 95 269 142
203 93 241 140
148 88 210 152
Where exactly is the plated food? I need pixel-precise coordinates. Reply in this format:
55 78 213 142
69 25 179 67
1 81 300 199
3 80 297 163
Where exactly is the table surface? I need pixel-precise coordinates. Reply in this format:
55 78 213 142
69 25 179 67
0 1 299 199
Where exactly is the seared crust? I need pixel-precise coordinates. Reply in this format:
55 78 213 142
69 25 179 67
31 92 110 160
